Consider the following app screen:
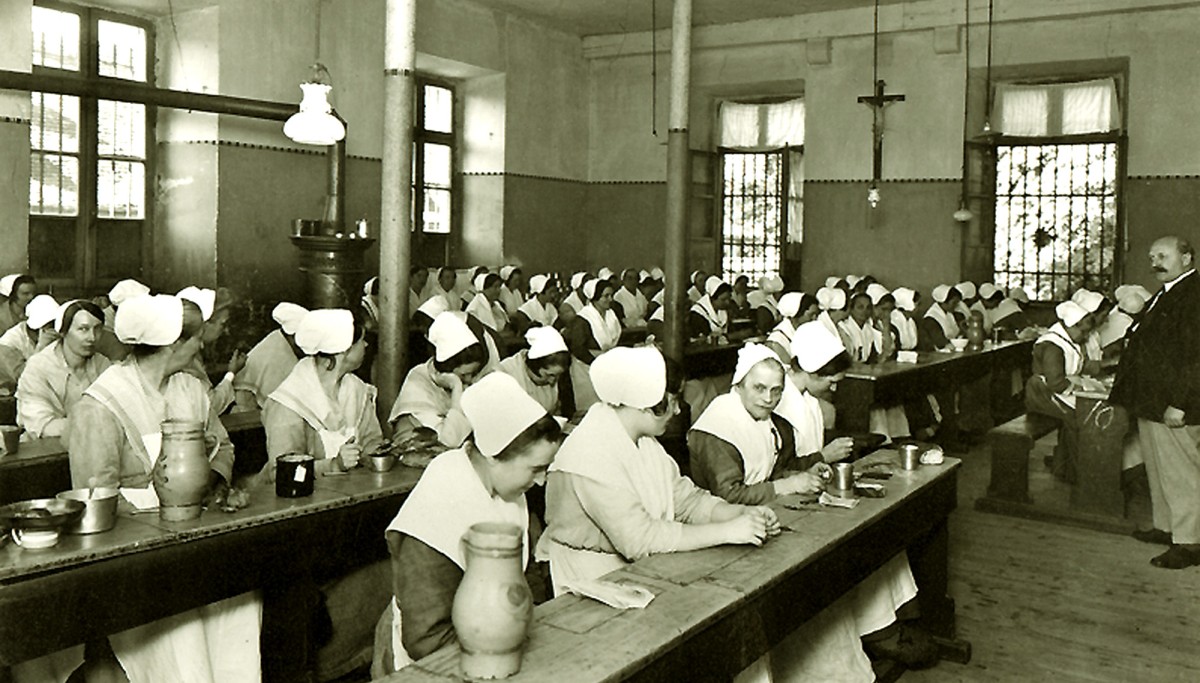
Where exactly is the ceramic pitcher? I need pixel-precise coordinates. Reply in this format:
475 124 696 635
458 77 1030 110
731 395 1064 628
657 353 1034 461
451 522 532 679
153 419 210 521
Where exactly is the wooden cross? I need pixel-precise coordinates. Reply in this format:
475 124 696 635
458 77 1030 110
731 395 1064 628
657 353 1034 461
857 79 906 184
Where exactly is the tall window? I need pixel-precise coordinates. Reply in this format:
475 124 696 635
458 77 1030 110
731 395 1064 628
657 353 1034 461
990 78 1121 300
29 2 152 289
718 99 804 283
414 80 454 235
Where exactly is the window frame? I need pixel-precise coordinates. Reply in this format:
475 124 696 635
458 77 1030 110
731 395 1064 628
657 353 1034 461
413 76 456 236
29 0 156 292
715 145 799 283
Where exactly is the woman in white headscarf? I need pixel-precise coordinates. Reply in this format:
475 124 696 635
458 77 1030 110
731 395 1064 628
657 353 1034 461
498 326 597 417
539 346 778 594
465 272 510 334
390 312 489 448
58 294 258 683
560 272 590 315
261 308 384 478
837 291 882 364
498 265 526 316
890 287 921 352
613 268 649 327
512 274 558 333
687 270 708 304
763 292 818 363
1026 300 1094 484
0 273 36 335
0 294 58 388
688 276 732 340
372 373 564 676
815 287 850 348
233 302 307 411
747 275 785 334
567 279 622 363
919 285 962 351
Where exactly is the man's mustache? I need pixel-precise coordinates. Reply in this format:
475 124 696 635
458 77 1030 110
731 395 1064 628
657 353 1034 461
1153 266 1168 272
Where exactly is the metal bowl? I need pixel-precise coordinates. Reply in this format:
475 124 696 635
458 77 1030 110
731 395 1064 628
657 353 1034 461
364 452 397 473
0 498 86 531
57 488 119 534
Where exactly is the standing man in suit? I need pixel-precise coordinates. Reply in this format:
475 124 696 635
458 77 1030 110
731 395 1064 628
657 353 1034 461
1109 236 1200 569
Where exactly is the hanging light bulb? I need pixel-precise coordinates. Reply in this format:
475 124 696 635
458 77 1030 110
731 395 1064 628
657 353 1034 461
953 202 974 222
284 64 346 146
867 183 881 209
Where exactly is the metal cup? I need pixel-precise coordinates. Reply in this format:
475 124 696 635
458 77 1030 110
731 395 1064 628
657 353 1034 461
833 463 855 492
276 454 316 498
901 444 921 471
1 425 20 455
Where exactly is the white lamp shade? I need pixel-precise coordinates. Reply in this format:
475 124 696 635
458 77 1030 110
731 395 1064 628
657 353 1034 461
284 82 346 146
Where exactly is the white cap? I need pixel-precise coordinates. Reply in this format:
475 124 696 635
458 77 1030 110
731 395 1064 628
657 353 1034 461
979 283 1000 299
866 283 890 305
582 278 601 300
177 286 216 321
845 275 862 287
777 292 803 318
461 373 548 458
109 279 151 306
1055 300 1089 328
759 275 784 293
428 312 478 362
0 275 18 298
704 276 725 297
473 273 490 293
294 309 354 355
418 295 451 319
1071 288 1105 314
500 265 516 281
955 281 977 299
932 284 953 303
638 269 651 281
525 326 568 360
598 267 614 281
528 274 550 294
1009 287 1030 304
24 294 58 330
824 276 841 289
570 272 587 290
1114 285 1152 315
790 321 847 373
590 346 667 409
650 267 665 280
363 276 377 296
816 287 846 311
733 343 783 384
272 302 309 335
115 294 182 346
892 287 917 312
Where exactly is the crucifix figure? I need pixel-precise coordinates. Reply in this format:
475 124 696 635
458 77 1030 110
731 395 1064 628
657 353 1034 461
858 78 905 200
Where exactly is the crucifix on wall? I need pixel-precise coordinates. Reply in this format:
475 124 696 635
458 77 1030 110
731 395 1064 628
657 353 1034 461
858 79 905 207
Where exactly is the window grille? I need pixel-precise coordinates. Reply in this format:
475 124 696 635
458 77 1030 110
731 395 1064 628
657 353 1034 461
720 151 786 283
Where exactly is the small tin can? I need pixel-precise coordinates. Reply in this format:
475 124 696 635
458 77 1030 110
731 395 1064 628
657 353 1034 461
901 444 921 471
833 462 855 492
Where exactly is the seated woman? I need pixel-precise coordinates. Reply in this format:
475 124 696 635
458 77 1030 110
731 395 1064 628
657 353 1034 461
991 286 1033 339
16 299 111 439
62 294 256 683
1026 300 1094 484
538 346 778 594
262 308 383 476
374 372 564 674
890 287 921 352
465 272 510 334
233 302 307 411
498 326 597 418
918 284 962 352
763 292 818 363
511 274 558 334
177 286 244 416
560 272 590 315
687 269 708 304
747 275 785 335
0 273 36 334
499 265 525 317
971 283 1004 333
866 291 912 442
0 294 59 389
566 278 622 363
815 286 849 345
837 292 882 363
390 311 487 448
613 268 649 327
688 276 733 340
729 275 753 320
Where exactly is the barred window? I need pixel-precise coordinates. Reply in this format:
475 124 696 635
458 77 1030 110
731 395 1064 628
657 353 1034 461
415 81 454 235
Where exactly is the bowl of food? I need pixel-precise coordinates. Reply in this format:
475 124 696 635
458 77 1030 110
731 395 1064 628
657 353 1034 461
0 498 86 531
950 338 969 352
57 488 119 534
365 451 397 473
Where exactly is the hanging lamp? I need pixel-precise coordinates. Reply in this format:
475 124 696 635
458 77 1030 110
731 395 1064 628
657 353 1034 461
954 0 974 223
284 63 346 146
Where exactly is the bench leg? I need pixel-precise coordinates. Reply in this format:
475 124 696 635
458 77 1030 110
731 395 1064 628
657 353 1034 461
986 434 1032 504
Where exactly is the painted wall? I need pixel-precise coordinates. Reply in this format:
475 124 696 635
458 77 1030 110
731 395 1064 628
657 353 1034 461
0 0 32 276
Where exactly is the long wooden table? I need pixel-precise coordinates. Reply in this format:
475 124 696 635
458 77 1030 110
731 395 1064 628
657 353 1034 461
389 452 962 683
835 340 1033 434
0 461 420 678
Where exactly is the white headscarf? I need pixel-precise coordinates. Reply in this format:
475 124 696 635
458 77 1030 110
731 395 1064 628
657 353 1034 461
956 281 977 299
24 294 58 330
526 326 568 360
115 295 182 346
108 279 151 306
1055 300 1089 327
427 312 478 362
732 343 781 385
0 275 18 298
816 287 846 311
528 274 550 295
590 346 666 409
177 286 216 321
461 372 548 457
272 302 309 335
1071 289 1105 314
892 287 917 312
295 309 354 355
790 321 846 373
777 292 803 318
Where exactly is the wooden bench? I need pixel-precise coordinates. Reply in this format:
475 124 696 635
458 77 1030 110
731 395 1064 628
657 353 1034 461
979 412 1058 505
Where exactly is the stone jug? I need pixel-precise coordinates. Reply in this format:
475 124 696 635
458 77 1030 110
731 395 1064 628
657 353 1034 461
153 419 210 521
451 522 532 679
966 311 986 352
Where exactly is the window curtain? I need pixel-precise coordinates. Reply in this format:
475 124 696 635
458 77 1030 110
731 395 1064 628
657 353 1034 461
719 99 805 151
992 78 1120 137
787 150 804 244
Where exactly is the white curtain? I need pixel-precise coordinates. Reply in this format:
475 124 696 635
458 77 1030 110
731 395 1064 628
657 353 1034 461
992 78 1120 137
720 99 805 151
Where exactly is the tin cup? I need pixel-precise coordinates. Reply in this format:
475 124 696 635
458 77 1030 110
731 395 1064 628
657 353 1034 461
276 454 316 498
832 462 855 492
900 444 921 471
1 425 21 455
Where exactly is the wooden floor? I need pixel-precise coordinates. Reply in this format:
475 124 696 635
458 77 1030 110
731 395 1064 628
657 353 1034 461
903 436 1200 682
